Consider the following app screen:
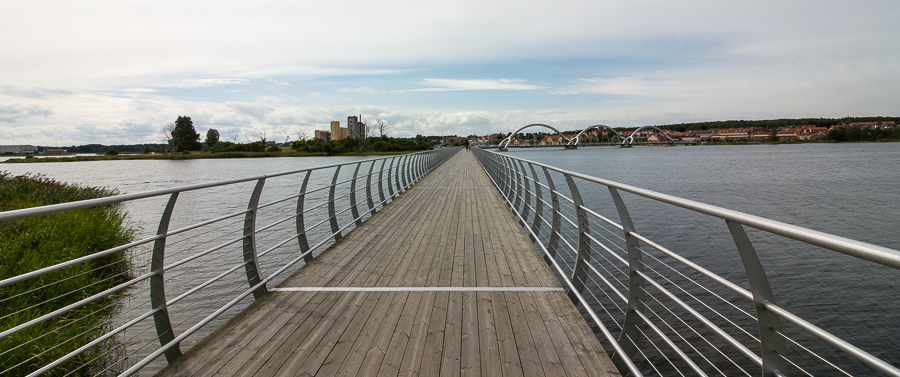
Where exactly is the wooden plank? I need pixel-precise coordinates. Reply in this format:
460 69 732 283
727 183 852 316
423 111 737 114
492 291 524 377
155 151 622 377
504 290 545 377
281 291 369 377
378 291 424 376
313 291 384 376
353 291 409 375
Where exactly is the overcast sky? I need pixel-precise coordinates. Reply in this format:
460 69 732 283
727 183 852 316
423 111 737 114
1 0 898 145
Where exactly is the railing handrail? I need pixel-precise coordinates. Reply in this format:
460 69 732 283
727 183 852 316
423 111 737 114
0 153 421 224
472 147 900 377
0 147 459 377
487 151 900 270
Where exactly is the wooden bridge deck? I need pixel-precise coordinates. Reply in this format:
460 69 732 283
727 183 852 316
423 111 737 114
157 150 621 377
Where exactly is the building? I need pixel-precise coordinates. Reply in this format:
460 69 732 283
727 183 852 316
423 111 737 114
348 115 366 139
0 145 37 154
330 121 348 140
314 130 331 141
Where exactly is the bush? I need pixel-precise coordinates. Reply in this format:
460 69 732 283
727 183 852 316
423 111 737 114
0 172 135 375
105 149 119 156
266 145 281 152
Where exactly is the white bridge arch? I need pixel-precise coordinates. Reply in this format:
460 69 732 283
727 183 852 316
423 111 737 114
498 124 573 150
623 126 676 146
567 124 622 147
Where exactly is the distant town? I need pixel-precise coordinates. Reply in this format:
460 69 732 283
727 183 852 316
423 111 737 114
2 117 898 156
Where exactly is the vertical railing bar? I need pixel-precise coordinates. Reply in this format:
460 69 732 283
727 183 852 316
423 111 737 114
295 170 313 262
378 158 388 204
151 192 183 363
243 178 268 300
608 186 646 371
366 160 376 216
528 162 543 243
727 220 790 377
328 166 343 241
517 160 532 227
543 166 562 262
350 162 363 226
565 173 592 304
387 156 396 199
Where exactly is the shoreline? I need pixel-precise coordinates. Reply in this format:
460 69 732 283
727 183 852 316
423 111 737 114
1 150 422 163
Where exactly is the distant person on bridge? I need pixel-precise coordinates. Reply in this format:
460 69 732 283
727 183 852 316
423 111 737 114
465 140 470 151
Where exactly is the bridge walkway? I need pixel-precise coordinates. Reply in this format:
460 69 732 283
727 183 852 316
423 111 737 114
156 150 620 377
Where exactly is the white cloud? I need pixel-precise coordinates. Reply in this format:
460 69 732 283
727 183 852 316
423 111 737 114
339 87 380 95
267 78 290 86
405 78 544 92
153 78 249 89
0 103 52 123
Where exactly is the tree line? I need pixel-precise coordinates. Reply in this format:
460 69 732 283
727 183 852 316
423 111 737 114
649 116 900 132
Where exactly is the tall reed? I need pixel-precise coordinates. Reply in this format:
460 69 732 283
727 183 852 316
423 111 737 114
0 172 135 376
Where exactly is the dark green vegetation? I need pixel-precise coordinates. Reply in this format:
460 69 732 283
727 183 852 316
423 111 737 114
291 136 431 155
0 172 135 376
40 143 167 154
825 127 900 142
648 116 900 132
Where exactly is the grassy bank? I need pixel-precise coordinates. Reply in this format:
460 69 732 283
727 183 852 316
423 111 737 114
0 172 135 376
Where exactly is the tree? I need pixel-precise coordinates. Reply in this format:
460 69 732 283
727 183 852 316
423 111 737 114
161 123 178 154
172 116 201 152
205 129 220 148
373 119 388 138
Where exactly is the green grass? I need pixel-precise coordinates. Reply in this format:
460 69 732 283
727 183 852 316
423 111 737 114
0 172 135 376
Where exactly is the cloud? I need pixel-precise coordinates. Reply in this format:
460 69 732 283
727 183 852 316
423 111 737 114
226 102 274 120
154 78 249 89
340 87 380 95
0 86 73 99
267 78 290 86
0 103 52 123
404 78 544 92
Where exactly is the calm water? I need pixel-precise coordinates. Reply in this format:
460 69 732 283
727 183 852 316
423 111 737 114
500 142 900 374
3 144 898 374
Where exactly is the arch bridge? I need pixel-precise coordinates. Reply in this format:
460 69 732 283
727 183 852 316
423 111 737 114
498 124 574 151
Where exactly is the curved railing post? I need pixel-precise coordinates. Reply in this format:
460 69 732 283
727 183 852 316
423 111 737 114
413 153 421 182
517 160 531 227
386 157 396 199
243 178 268 300
542 166 562 263
727 221 790 377
403 154 410 188
394 156 403 194
365 161 376 216
608 187 646 371
295 171 313 262
151 193 183 363
527 162 543 243
565 174 592 302
350 162 363 226
378 159 388 204
512 158 524 217
501 156 515 204
328 166 343 241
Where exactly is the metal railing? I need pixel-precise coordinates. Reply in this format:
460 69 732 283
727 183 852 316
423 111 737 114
472 147 900 377
0 147 458 376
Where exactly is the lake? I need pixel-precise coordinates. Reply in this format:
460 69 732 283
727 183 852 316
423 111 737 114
3 143 898 374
